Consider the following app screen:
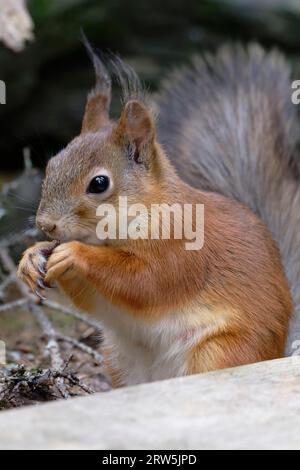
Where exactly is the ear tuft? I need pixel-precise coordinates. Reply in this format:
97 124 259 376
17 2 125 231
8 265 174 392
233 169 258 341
81 36 112 134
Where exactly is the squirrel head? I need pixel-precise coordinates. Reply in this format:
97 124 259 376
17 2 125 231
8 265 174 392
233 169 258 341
36 96 171 244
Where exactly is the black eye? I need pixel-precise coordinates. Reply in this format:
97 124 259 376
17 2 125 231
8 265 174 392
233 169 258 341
87 175 110 194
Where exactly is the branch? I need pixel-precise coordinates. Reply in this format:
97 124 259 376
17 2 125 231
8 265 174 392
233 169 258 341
43 299 103 331
0 298 28 314
57 371 95 395
57 335 103 365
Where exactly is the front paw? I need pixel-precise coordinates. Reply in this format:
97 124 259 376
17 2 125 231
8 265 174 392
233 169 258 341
17 240 59 299
45 241 83 285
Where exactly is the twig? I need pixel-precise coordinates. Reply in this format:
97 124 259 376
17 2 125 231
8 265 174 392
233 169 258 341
0 298 27 313
75 381 95 395
0 366 95 409
57 334 103 364
57 371 95 395
43 299 103 331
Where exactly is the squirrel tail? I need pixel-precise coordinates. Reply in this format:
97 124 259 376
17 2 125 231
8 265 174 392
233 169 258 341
157 44 300 355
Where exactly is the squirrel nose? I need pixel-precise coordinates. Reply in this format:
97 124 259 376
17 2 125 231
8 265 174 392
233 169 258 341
36 219 57 234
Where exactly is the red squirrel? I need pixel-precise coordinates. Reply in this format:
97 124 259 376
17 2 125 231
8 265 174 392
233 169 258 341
17 43 293 386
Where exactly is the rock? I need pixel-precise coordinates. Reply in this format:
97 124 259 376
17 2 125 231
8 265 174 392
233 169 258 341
0 356 300 449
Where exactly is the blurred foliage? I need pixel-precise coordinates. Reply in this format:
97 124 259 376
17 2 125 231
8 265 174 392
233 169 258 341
1 0 300 171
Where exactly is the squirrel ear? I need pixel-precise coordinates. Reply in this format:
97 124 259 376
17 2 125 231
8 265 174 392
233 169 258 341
81 94 111 133
114 100 155 156
81 37 112 134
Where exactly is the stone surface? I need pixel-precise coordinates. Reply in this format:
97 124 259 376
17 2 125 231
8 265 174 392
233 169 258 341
1 357 300 449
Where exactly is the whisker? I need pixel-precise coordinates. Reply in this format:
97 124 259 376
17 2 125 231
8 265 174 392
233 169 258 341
5 191 39 207
5 205 35 213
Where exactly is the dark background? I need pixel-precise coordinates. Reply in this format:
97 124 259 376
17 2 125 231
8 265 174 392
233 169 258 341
1 0 300 175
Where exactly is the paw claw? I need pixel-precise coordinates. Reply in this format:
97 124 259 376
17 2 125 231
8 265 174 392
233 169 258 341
35 289 46 301
37 278 47 290
38 264 46 276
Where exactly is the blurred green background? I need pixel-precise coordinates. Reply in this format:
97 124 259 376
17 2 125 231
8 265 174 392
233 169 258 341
1 0 300 173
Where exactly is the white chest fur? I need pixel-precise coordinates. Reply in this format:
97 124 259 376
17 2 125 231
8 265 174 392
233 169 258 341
91 295 228 386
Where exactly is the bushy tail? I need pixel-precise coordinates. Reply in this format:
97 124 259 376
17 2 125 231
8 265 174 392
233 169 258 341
157 44 300 355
